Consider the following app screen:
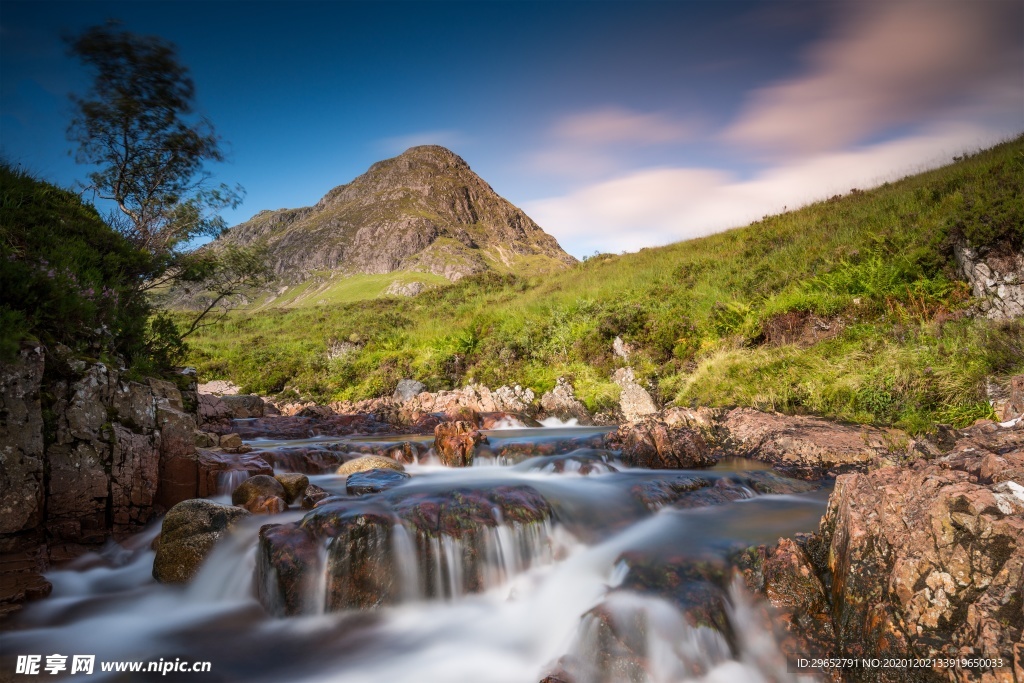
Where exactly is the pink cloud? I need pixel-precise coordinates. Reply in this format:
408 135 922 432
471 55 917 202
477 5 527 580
552 106 695 145
725 0 1022 154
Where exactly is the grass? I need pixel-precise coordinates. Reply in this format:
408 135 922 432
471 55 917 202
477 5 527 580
178 136 1024 434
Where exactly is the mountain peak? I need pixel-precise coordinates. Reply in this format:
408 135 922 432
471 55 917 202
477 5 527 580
216 149 576 287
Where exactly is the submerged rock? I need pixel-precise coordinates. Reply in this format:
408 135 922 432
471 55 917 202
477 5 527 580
153 500 249 584
346 468 411 495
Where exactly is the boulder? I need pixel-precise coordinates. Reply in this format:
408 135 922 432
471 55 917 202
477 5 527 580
219 433 243 449
539 378 592 424
219 394 266 419
336 455 405 476
256 523 322 616
612 367 658 422
231 474 288 514
346 468 411 495
719 407 905 478
152 499 249 583
393 379 426 402
195 448 274 498
301 483 331 509
197 392 234 430
604 417 713 469
275 473 310 504
434 421 486 467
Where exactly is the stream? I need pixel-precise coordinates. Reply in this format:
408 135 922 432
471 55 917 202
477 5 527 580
1 425 829 682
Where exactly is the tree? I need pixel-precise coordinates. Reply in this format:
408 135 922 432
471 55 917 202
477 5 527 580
65 24 272 363
67 22 243 256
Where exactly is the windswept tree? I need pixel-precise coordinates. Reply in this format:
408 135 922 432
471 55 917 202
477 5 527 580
66 23 269 356
67 22 241 255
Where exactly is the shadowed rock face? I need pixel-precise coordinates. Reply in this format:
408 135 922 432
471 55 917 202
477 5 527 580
214 145 576 282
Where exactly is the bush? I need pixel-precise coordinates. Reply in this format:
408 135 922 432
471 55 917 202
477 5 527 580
0 163 156 364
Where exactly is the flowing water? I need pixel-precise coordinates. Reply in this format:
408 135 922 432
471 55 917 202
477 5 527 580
1 425 828 682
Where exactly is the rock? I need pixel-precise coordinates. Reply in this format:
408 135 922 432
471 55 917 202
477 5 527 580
197 392 233 430
275 473 310 504
346 468 411 495
1004 374 1024 421
954 241 1024 320
197 380 241 395
477 411 542 429
336 455 405 476
153 500 249 583
605 417 713 469
231 475 288 514
434 421 486 467
195 448 274 498
393 379 426 402
491 385 536 414
383 280 426 297
720 407 905 478
0 345 45 536
539 378 592 424
611 367 658 422
256 523 322 616
301 484 331 509
193 431 218 448
612 335 631 360
219 394 266 419
815 447 1024 674
219 433 243 449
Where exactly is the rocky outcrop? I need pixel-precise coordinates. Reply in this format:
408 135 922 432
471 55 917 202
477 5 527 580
719 408 905 479
604 417 714 470
954 242 1024 320
152 499 249 584
540 378 592 424
612 367 658 422
219 394 267 419
0 346 45 539
434 421 486 467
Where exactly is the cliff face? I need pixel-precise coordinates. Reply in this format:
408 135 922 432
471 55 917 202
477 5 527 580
217 146 576 281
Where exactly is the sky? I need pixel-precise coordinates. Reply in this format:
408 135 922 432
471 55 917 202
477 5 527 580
1 0 1022 258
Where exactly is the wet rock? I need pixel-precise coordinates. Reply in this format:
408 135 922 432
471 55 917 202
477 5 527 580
301 483 331 509
720 407 905 478
518 449 619 475
219 394 266 418
476 411 542 429
258 444 348 474
275 473 310 504
219 433 244 450
346 468 411 495
256 523 323 616
612 367 658 422
153 499 249 583
393 379 426 402
605 417 713 469
196 448 274 498
539 378 592 425
336 455 405 476
231 474 288 514
434 421 486 467
816 444 1024 676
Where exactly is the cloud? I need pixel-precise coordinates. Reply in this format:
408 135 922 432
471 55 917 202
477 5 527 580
725 0 1023 154
552 106 695 145
526 123 1014 257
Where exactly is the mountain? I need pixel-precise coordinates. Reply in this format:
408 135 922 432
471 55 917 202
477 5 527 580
217 146 576 291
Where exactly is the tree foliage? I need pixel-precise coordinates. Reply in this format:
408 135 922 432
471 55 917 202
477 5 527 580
67 22 243 256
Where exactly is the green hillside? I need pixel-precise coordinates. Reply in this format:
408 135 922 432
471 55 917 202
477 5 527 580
181 136 1024 434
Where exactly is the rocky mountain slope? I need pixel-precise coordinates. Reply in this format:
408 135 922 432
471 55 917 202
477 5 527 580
216 145 576 285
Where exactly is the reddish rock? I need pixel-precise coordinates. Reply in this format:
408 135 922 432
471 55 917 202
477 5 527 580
219 394 266 418
231 474 288 514
256 523 323 616
434 421 486 467
300 484 331 510
275 473 310 504
720 407 906 479
604 417 713 469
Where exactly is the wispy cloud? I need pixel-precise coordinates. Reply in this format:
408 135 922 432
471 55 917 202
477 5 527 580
724 0 1023 154
552 106 695 145
527 124 1013 257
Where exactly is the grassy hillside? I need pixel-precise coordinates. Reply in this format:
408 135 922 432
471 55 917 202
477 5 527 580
181 136 1024 434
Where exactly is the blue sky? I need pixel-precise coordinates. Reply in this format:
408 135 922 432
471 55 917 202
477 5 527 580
2 0 1021 258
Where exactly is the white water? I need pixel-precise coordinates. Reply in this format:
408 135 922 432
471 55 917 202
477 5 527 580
2 429 827 683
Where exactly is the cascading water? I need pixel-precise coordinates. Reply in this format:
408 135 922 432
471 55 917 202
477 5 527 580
1 425 830 683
